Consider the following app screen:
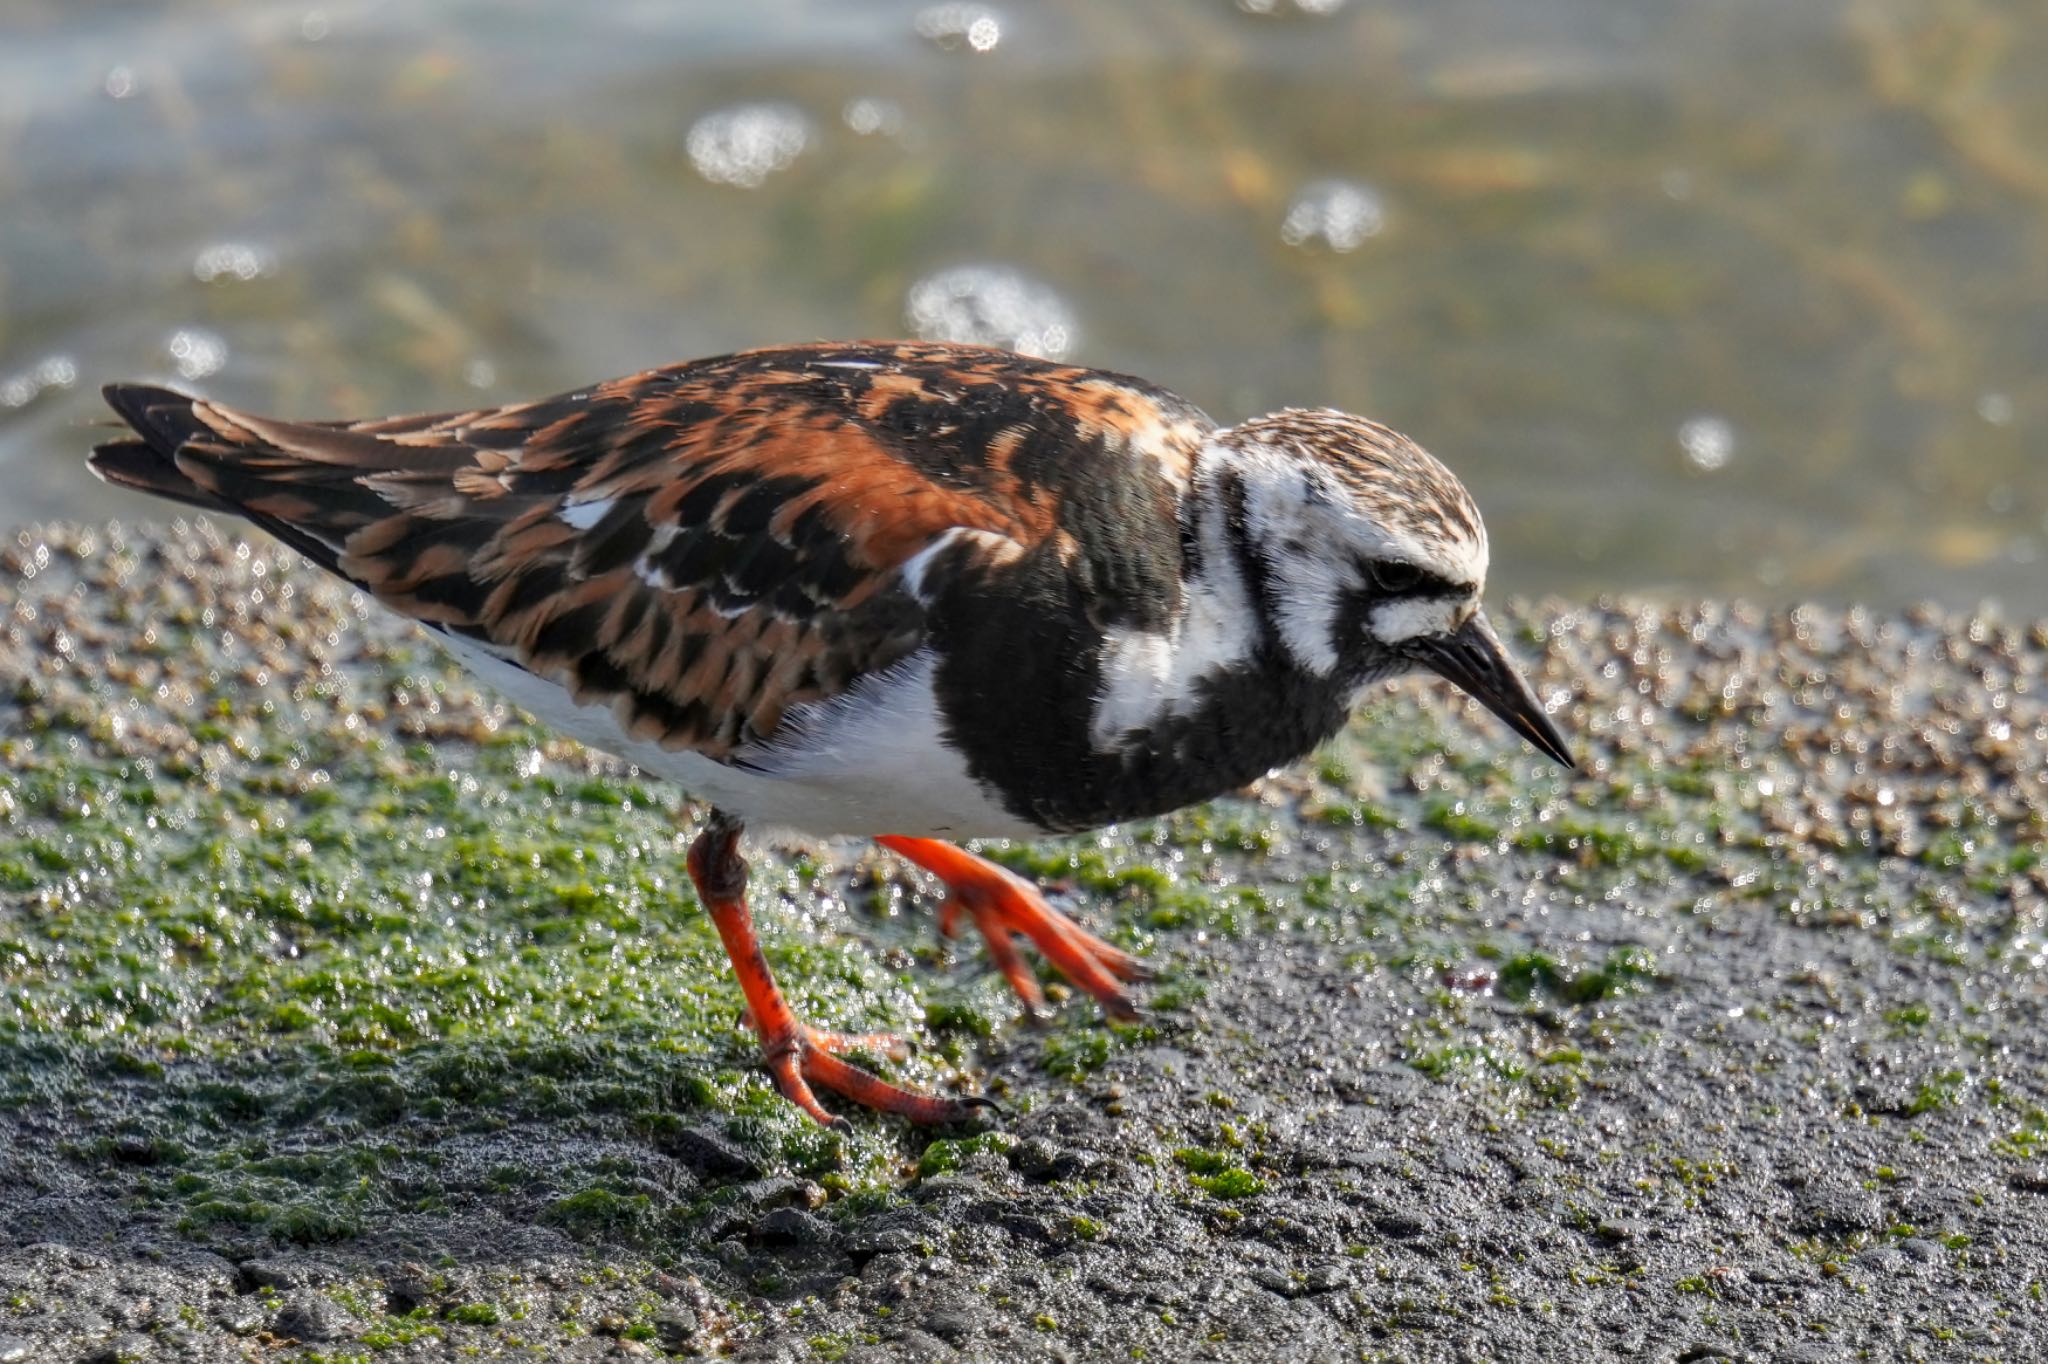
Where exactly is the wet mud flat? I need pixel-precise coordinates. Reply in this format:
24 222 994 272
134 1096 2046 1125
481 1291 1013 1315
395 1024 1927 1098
0 523 2042 1363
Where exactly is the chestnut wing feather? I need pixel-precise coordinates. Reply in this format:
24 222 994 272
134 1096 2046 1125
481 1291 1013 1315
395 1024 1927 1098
105 341 1212 757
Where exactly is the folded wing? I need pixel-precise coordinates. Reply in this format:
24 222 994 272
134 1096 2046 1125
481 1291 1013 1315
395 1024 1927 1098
92 341 1211 758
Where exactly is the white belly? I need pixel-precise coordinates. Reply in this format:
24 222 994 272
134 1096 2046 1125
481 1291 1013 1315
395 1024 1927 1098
434 635 1039 839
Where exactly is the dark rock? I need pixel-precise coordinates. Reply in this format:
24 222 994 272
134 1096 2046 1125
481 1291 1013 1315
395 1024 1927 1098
214 1300 267 1335
271 1290 352 1343
854 1330 954 1364
1893 1182 1975 1229
661 1125 764 1182
1849 1246 1908 1275
1251 1266 1294 1296
653 1306 700 1349
844 1212 939 1262
239 1256 336 1291
1781 1346 1844 1364
1331 1065 1427 1108
1372 1210 1428 1239
1894 1237 1945 1264
1298 1262 1353 1294
1790 1183 1884 1236
907 1174 979 1206
752 1207 833 1246
1852 1080 1918 1117
381 1261 440 1313
988 1209 1064 1245
859 1251 919 1303
108 1135 162 1166
141 1247 241 1285
1008 1136 1062 1180
82 1336 154 1364
918 1296 991 1346
1009 1136 1103 1182
704 1176 820 1239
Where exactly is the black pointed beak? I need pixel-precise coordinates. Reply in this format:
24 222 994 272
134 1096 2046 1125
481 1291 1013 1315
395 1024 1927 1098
1408 610 1575 770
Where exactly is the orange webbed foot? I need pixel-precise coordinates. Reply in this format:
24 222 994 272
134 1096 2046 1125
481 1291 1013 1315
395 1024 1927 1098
689 813 986 1127
759 1024 988 1128
876 835 1148 1022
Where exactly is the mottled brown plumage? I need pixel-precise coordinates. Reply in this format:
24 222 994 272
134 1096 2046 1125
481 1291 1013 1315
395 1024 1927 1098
94 340 1210 757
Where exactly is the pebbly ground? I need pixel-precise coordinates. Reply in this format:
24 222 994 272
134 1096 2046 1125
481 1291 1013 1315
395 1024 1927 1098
0 522 2043 1364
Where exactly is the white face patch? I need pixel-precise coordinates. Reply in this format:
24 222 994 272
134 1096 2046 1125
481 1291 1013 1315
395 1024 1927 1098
1209 443 1336 675
1369 595 1473 645
1267 543 1349 676
1206 431 1490 674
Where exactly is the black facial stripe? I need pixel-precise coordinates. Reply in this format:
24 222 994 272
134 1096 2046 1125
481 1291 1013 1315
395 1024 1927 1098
1358 557 1465 602
1218 470 1278 648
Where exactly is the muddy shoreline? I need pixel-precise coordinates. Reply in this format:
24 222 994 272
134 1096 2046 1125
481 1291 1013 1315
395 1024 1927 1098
2 524 2043 1362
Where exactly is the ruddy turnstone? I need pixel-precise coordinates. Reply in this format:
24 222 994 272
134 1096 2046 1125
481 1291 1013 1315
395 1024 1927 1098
91 340 1572 1125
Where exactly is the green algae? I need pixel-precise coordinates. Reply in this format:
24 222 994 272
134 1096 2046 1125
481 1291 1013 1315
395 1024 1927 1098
915 1131 1016 1179
5 526 2048 1343
1172 1149 1266 1200
0 696 967 1244
1495 947 1663 1006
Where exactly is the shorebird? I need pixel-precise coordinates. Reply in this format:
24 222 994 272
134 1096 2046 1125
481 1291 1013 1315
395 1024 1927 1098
91 340 1572 1125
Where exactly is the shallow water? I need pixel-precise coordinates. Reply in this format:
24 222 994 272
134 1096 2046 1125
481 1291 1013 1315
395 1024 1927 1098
1 0 2043 609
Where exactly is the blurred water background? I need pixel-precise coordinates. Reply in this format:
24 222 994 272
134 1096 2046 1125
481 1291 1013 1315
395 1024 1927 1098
1 0 2043 608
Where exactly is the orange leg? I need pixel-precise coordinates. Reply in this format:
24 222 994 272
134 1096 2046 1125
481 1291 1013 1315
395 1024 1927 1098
875 835 1148 1022
688 813 983 1127
738 1007 909 1062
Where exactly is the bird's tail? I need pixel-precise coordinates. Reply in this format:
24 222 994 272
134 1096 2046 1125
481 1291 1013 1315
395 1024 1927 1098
90 384 238 514
89 382 495 581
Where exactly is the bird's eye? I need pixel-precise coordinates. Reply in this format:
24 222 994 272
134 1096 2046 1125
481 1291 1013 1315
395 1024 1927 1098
1369 559 1422 594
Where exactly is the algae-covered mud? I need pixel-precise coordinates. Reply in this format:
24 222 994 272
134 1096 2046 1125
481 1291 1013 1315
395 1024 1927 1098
1 524 2044 1363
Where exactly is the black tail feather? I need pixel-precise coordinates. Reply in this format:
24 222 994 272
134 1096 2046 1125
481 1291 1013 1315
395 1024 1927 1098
90 383 348 576
89 384 234 513
101 382 215 453
88 439 233 514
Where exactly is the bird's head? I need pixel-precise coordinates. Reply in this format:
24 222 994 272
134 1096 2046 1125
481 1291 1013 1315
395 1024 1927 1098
1211 409 1573 768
